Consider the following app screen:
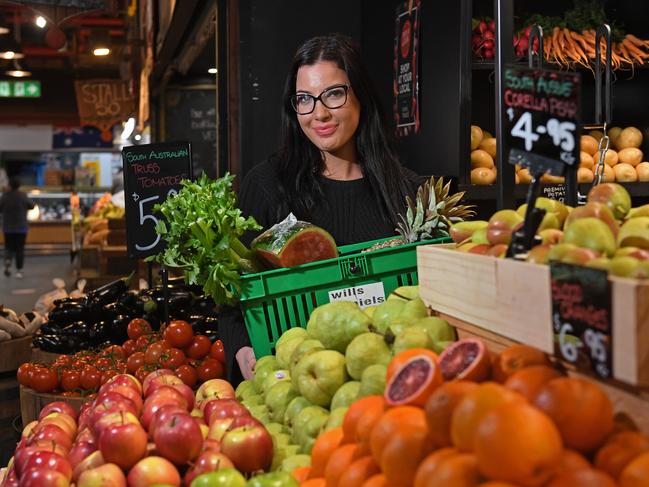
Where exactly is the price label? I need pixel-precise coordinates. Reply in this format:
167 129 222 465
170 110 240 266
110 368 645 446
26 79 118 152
550 262 612 379
504 67 581 176
122 142 193 258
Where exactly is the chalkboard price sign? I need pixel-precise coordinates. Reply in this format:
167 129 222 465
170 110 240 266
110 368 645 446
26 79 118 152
122 142 193 259
504 67 581 176
550 262 613 379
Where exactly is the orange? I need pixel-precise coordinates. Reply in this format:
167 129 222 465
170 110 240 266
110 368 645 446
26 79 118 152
370 406 428 464
355 404 389 456
302 479 326 487
361 474 388 487
414 452 481 487
292 466 311 483
425 381 478 448
504 365 562 402
474 402 563 486
492 344 550 383
310 427 344 478
619 450 649 487
414 448 460 487
450 382 524 452
477 483 522 487
379 423 434 485
336 456 380 487
547 469 617 487
385 351 443 407
342 396 385 444
534 377 614 453
386 348 439 383
556 449 591 473
595 431 649 479
324 443 360 487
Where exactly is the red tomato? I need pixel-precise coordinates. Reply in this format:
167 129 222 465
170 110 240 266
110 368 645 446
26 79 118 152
102 345 126 361
163 320 194 348
160 348 186 370
94 358 111 371
175 364 198 387
60 369 81 392
122 339 137 357
135 365 152 383
80 366 101 391
136 334 156 352
144 342 166 366
61 391 81 397
17 363 35 387
126 351 145 374
196 358 224 382
209 340 226 363
127 318 152 340
156 339 171 350
30 367 58 393
185 335 212 360
100 370 117 385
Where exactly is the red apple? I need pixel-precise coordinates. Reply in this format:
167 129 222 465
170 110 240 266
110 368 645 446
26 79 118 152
14 444 69 476
199 422 209 439
72 450 104 483
142 369 175 396
21 420 39 438
28 424 73 450
183 451 234 485
92 411 140 438
19 468 69 487
202 438 222 453
141 387 188 429
170 383 195 410
203 399 250 425
101 373 142 395
39 413 77 438
208 415 261 442
126 456 181 487
144 374 183 397
78 407 93 432
77 463 127 487
153 412 203 465
148 404 187 439
75 427 95 445
221 424 273 473
39 402 78 421
93 392 138 417
68 441 97 470
2 467 19 487
99 421 148 469
97 385 143 415
22 451 73 480
196 380 235 408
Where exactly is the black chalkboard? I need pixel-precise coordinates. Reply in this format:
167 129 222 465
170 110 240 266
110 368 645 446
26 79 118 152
122 142 193 259
164 89 217 178
23 0 109 8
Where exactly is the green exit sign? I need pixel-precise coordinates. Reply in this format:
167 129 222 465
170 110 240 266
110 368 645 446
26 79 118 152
0 80 41 98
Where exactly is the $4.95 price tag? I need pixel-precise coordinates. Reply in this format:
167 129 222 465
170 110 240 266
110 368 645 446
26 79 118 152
550 262 613 379
504 67 581 176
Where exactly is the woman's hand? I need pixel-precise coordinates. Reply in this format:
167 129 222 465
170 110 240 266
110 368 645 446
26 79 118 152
235 346 257 380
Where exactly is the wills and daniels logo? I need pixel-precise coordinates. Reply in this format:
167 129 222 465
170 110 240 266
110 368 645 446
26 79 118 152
328 282 386 309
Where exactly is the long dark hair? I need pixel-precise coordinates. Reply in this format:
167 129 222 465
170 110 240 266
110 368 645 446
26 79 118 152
275 33 411 222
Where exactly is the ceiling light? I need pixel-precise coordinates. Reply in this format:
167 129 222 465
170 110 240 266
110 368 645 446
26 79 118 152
0 37 24 59
134 134 142 141
121 117 136 140
208 67 217 74
0 26 8 35
6 60 31 78
93 47 110 56
91 30 111 56
35 16 47 29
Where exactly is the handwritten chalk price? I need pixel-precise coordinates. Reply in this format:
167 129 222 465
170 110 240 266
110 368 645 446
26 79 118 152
555 318 580 363
508 110 577 164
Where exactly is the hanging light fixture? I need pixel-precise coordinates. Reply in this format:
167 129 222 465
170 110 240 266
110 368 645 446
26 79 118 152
0 37 24 60
6 59 31 78
91 30 111 56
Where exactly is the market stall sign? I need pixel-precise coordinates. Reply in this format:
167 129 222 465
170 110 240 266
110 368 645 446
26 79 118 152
122 142 193 259
74 79 136 138
542 184 566 203
0 80 41 98
17 0 110 9
550 262 612 379
393 0 421 137
504 67 581 176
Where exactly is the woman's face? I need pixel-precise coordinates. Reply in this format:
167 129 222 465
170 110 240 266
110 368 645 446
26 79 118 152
294 61 361 159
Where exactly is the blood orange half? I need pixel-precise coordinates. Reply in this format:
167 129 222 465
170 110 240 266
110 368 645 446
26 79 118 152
439 338 491 382
384 353 442 407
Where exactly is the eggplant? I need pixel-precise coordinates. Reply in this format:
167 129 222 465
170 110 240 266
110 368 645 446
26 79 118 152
190 315 219 335
61 321 92 339
203 330 220 343
109 314 131 344
40 321 64 335
86 272 134 308
33 334 85 354
89 321 111 344
192 296 219 316
48 303 88 326
52 297 85 307
143 313 160 331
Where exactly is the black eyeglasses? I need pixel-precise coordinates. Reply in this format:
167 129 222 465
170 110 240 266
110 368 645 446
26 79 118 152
289 84 350 115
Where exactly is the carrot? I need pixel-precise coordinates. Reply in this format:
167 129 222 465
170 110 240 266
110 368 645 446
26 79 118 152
625 34 649 49
618 42 634 65
570 31 592 53
623 38 649 60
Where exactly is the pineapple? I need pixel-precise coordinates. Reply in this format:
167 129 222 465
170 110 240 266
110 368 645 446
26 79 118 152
364 176 475 252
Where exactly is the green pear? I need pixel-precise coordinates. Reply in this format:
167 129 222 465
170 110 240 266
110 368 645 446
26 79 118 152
283 396 312 431
253 358 281 393
235 380 256 401
413 316 457 345
306 301 371 353
387 285 420 301
241 394 264 408
260 369 291 398
289 339 325 377
364 305 377 319
276 336 306 369
330 381 361 410
293 350 348 407
358 364 387 398
345 332 392 380
393 326 434 355
291 406 330 454
265 382 300 423
275 327 308 349
271 432 292 448
618 217 649 249
401 298 428 320
265 422 286 437
271 444 301 471
255 355 279 372
249 405 270 424
372 300 406 333
562 217 616 257
325 407 348 431
280 454 312 473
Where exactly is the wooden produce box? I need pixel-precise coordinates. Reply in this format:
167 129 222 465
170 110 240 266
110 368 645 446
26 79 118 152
106 229 127 246
99 245 137 276
417 245 649 387
0 337 32 374
19 386 91 426
80 244 101 271
107 218 126 230
30 347 62 365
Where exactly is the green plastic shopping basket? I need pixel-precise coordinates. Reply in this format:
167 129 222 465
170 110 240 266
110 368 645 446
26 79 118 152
239 236 449 357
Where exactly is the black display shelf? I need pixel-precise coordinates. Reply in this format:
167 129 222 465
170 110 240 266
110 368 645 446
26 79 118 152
460 181 649 201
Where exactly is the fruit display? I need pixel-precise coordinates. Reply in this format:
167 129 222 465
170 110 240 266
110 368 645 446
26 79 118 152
470 125 498 186
236 286 457 473
1 372 301 486
451 182 649 278
297 339 649 486
19 320 226 396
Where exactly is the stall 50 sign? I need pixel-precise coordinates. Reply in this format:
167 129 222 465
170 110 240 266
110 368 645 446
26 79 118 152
74 79 135 133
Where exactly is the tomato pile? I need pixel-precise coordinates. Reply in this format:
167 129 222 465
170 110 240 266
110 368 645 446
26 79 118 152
17 319 226 395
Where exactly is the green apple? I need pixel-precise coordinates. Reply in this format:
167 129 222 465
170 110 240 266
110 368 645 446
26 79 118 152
400 297 428 320
272 432 292 449
306 301 371 353
283 396 312 431
190 468 246 487
291 406 330 454
412 316 457 351
294 350 348 407
372 300 406 334
253 359 281 393
280 454 311 473
393 327 434 354
261 369 291 397
324 407 348 431
249 405 271 424
247 471 300 487
289 339 325 378
345 332 391 379
242 394 264 408
265 422 286 436
275 327 308 349
276 336 306 369
330 381 361 410
255 355 279 372
358 364 387 398
271 444 300 471
265 382 300 422
235 380 257 401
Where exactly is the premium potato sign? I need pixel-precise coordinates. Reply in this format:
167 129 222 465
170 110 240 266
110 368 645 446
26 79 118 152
74 79 136 140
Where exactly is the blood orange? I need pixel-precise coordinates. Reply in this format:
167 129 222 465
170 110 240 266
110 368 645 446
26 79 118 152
425 381 478 448
547 469 617 487
384 353 442 407
439 338 491 382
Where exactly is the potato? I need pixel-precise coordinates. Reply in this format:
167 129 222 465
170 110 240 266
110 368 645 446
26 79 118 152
616 126 643 149
608 126 623 148
580 135 599 156
604 149 618 166
613 163 638 182
589 130 604 142
518 168 532 184
471 149 494 169
618 147 643 166
482 130 493 139
580 151 594 169
593 163 615 182
470 167 496 185
479 137 497 159
471 125 483 151
541 174 565 184
636 162 649 182
578 167 594 183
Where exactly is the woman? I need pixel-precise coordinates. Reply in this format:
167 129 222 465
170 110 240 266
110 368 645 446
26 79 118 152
0 177 35 278
224 33 420 383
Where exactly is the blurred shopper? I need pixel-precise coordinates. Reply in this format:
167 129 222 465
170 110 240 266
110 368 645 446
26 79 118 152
0 177 35 278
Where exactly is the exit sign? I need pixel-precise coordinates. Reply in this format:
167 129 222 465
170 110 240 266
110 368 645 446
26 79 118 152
0 81 41 98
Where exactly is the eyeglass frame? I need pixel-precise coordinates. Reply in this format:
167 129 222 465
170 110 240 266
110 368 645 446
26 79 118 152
289 84 351 115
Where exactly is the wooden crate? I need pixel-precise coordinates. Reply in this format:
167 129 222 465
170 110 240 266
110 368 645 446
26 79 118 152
106 229 127 246
80 245 101 271
0 374 20 466
0 337 32 374
30 347 62 365
107 218 126 230
417 245 649 387
19 386 91 426
99 245 137 276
